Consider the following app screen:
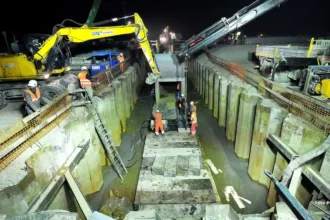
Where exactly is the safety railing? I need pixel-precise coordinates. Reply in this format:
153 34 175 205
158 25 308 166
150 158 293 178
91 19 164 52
92 57 131 91
0 92 71 171
204 50 330 135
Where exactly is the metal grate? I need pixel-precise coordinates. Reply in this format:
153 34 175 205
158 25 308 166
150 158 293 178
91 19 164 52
204 50 330 135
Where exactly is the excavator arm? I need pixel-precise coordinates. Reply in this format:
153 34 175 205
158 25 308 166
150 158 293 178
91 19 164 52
34 13 161 85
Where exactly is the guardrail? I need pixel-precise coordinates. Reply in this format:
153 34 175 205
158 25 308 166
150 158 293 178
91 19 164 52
204 50 330 135
91 57 131 91
0 92 71 171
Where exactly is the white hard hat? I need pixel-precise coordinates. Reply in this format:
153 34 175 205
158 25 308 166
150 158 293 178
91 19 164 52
28 80 37 87
156 109 160 112
81 66 88 71
120 53 123 56
190 101 194 105
181 94 184 97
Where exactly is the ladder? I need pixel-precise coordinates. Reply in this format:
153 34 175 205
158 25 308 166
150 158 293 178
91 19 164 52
85 89 127 181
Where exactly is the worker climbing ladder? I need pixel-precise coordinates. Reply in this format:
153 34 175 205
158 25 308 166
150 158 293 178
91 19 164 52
85 90 127 181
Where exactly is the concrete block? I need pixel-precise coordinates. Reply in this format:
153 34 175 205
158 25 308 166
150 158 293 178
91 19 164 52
176 156 189 176
151 157 166 175
118 76 130 119
199 64 203 95
235 91 261 159
226 82 244 141
188 156 201 176
205 68 209 105
164 156 177 177
267 153 288 207
248 99 288 187
280 114 326 155
218 77 229 127
213 74 220 118
112 80 126 133
208 71 215 110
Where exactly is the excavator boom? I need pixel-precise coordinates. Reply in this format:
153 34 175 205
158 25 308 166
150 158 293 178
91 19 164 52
34 13 160 85
178 0 288 57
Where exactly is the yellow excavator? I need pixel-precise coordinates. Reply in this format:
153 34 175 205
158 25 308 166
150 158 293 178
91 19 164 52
0 13 161 109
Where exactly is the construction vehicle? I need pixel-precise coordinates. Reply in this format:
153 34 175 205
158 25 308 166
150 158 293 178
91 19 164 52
255 38 330 80
0 12 161 110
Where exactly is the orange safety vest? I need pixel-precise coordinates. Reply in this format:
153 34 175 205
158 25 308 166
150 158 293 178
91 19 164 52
24 88 40 102
118 55 124 63
191 112 197 124
153 112 162 124
78 71 92 87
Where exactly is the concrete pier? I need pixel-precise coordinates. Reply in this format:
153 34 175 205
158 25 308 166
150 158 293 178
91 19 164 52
208 70 215 110
235 91 261 159
213 74 220 118
226 82 244 141
248 99 288 187
218 77 229 128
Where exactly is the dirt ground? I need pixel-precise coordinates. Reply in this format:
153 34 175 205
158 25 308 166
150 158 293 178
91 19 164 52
0 102 24 130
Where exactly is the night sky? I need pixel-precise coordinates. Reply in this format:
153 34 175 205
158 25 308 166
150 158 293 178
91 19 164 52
0 0 329 44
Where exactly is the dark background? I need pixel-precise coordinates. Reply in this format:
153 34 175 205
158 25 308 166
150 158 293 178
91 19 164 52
0 0 329 44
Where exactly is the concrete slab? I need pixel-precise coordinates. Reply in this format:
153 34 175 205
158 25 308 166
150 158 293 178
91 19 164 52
151 157 166 176
135 131 217 210
164 156 177 177
155 54 185 82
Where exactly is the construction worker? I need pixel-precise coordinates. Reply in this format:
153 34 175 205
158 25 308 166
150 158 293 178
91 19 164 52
190 108 197 135
118 53 125 72
177 94 186 116
78 66 93 99
23 80 52 115
153 109 164 136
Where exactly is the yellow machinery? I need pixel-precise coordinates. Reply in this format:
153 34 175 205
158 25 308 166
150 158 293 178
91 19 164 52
0 13 161 84
314 80 330 98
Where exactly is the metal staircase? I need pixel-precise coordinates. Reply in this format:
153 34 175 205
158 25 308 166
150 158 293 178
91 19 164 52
86 90 127 181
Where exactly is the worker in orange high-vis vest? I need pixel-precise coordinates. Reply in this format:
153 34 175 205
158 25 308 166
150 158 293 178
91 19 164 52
190 108 197 135
23 80 52 115
78 66 93 99
118 53 125 72
153 109 165 136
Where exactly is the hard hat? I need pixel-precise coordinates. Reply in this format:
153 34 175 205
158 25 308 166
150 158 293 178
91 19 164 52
120 53 123 56
190 101 194 106
156 109 160 112
181 94 184 97
81 66 88 71
28 80 37 87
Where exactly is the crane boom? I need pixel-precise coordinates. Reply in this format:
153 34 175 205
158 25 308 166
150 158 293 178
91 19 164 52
33 13 160 85
178 0 288 57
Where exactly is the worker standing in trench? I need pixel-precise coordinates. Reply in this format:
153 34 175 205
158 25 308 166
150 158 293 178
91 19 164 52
118 53 125 72
190 108 197 135
153 109 165 136
78 66 93 99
